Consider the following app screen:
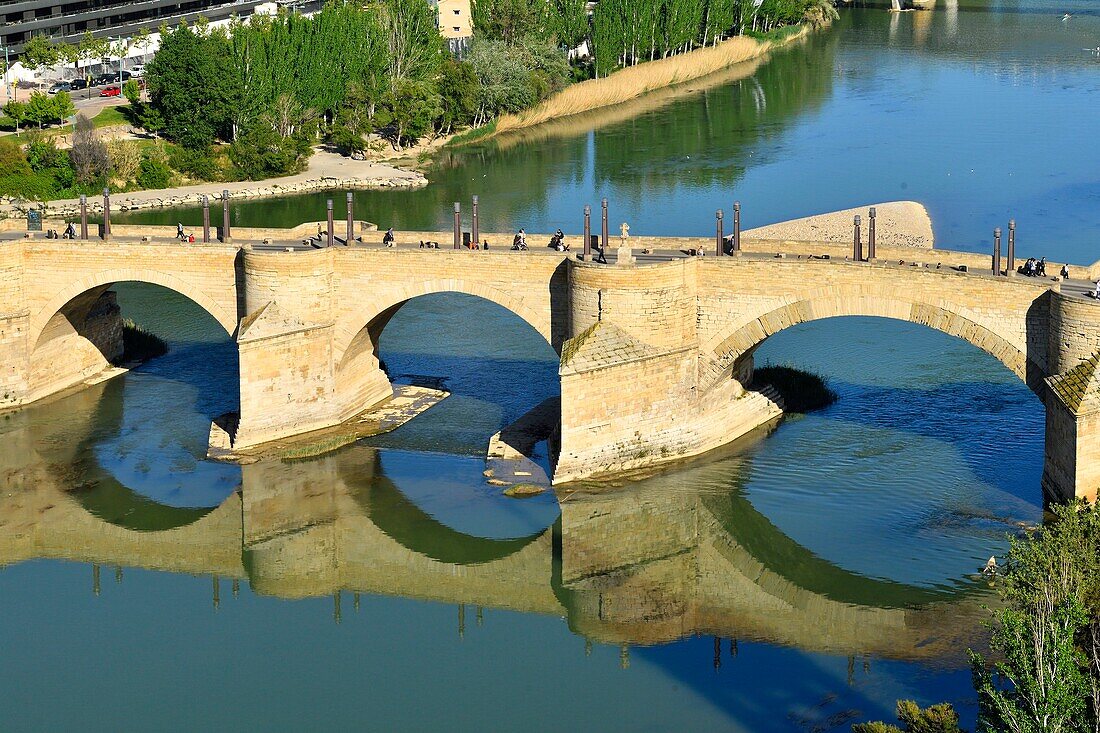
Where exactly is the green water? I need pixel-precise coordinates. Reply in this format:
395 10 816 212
6 1 1098 729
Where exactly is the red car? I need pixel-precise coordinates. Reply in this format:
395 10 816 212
99 85 121 97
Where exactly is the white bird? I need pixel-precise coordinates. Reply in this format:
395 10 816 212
1062 13 1072 21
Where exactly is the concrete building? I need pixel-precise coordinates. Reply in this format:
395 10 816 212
432 0 471 52
0 0 273 53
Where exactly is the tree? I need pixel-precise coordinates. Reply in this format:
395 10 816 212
387 78 442 148
548 0 590 50
968 500 1100 733
25 91 66 128
122 78 141 106
4 100 27 132
75 32 108 86
436 60 479 133
136 150 172 188
146 23 240 147
69 114 110 185
472 0 546 43
20 36 61 76
229 117 311 179
330 82 374 156
382 0 444 89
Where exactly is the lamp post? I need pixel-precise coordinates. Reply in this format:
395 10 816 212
868 207 877 260
1007 219 1015 275
346 192 354 245
993 227 1002 276
471 195 479 246
221 190 231 243
715 210 724 257
583 205 591 260
101 187 111 240
732 201 741 252
852 215 862 261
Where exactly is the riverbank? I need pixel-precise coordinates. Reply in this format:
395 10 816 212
5 149 426 218
490 26 812 137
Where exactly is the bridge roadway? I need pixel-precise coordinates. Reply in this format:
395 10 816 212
0 390 989 660
2 222 1100 500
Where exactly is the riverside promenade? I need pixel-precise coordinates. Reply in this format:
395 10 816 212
3 201 1100 502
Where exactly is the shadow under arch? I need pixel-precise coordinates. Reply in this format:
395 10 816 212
29 272 237 351
708 291 1050 396
342 448 551 566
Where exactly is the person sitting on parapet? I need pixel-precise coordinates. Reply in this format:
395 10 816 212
383 227 395 247
1022 258 1035 276
63 222 76 239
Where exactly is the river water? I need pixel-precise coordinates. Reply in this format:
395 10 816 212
6 1 1098 730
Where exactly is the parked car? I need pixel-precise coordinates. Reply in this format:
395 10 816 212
69 78 88 90
93 74 113 86
99 85 121 97
129 64 145 77
47 82 71 94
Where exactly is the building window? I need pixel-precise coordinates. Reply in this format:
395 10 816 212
453 8 460 13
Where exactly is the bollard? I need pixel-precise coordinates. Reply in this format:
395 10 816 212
453 202 461 249
202 195 210 242
346 192 354 245
733 201 742 252
79 194 88 240
472 195 479 246
601 198 609 253
583 205 591 260
853 215 862 261
993 227 1002 276
1007 219 1015 275
716 209 724 257
326 199 334 247
868 207 877 260
221 190 231 243
102 188 111 240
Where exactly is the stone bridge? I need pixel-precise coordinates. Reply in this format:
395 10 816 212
2 228 1100 501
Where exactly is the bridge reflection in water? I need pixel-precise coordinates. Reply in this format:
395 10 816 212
0 378 989 666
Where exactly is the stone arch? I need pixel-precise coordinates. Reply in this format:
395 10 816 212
705 291 1044 394
29 267 237 350
330 280 557 422
333 278 554 368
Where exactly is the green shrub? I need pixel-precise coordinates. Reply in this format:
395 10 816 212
166 144 221 181
0 137 30 178
136 154 172 189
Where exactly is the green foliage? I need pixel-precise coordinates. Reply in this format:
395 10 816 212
136 152 172 189
23 91 72 129
969 500 1100 733
3 101 27 132
471 0 546 43
853 701 962 733
229 119 311 179
753 365 837 413
166 143 223 181
437 60 480 131
467 40 539 121
20 36 61 71
26 136 74 189
120 319 168 363
122 78 141 106
146 22 240 148
387 78 442 148
0 137 30 178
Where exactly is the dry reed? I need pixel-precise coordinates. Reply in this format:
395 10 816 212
494 31 806 134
